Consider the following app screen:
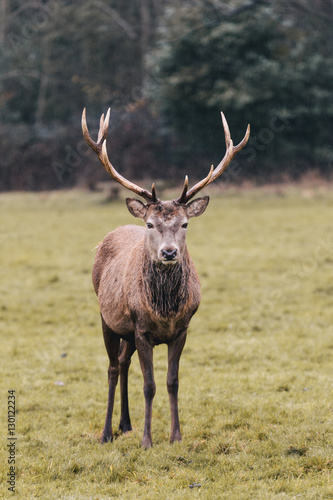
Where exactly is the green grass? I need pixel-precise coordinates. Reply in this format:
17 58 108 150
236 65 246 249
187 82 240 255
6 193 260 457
1 187 333 499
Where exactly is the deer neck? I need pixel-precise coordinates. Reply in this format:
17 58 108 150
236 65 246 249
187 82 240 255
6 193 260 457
142 249 190 318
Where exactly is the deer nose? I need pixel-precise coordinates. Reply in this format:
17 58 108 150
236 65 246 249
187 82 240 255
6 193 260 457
161 248 178 261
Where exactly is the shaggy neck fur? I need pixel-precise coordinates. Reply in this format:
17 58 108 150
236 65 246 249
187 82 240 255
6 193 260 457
143 254 189 318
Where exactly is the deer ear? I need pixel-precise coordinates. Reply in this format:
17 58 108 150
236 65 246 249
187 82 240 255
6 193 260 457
185 196 209 218
126 198 148 219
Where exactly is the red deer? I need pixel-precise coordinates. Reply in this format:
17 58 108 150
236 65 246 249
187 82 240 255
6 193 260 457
82 108 250 448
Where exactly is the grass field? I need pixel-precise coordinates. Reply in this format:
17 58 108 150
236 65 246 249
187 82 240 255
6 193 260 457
1 186 333 499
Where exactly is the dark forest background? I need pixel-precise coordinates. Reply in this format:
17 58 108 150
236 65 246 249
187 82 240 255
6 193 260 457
0 0 332 191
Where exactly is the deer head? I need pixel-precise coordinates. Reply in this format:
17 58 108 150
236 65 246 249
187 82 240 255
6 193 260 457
82 108 250 265
125 198 209 265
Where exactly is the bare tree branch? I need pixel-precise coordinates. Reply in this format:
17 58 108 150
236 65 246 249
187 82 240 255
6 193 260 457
6 2 56 22
91 0 137 40
285 0 333 22
0 70 41 80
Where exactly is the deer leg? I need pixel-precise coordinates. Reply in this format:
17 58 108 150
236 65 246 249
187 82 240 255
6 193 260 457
167 330 187 443
135 333 156 448
101 316 120 444
118 338 136 433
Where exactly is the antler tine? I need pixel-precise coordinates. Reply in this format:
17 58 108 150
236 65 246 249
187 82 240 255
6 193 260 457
82 108 99 155
151 183 157 202
97 113 105 143
82 108 158 203
96 108 110 144
177 113 250 204
177 167 213 204
221 111 232 148
207 113 250 184
177 175 189 204
233 122 250 153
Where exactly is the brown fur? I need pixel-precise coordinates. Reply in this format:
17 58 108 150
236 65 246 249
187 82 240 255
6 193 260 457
82 106 249 448
94 223 201 344
94 199 207 448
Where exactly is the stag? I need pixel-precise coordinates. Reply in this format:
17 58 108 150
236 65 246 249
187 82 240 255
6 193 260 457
82 108 249 448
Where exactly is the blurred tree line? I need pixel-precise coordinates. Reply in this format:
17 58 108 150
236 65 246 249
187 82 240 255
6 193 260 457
0 0 332 191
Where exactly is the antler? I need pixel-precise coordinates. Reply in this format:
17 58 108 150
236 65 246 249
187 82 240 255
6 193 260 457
82 108 158 203
177 112 250 204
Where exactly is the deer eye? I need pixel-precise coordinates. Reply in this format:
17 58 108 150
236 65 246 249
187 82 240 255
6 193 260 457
146 222 154 229
182 222 188 229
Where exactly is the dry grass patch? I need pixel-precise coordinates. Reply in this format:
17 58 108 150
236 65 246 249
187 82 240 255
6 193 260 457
0 188 333 499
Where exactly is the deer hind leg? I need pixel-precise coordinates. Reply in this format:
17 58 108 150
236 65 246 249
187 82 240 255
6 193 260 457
135 332 156 448
167 330 187 443
101 315 120 444
118 337 136 433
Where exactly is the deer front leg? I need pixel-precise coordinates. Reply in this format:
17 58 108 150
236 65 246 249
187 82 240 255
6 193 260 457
101 316 120 443
135 332 156 448
167 330 187 443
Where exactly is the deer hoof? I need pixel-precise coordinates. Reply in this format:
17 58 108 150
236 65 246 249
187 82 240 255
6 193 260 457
141 436 153 449
170 431 182 443
119 422 132 434
101 433 113 444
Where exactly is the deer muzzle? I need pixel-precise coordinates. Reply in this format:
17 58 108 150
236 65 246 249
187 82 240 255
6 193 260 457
160 247 178 265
